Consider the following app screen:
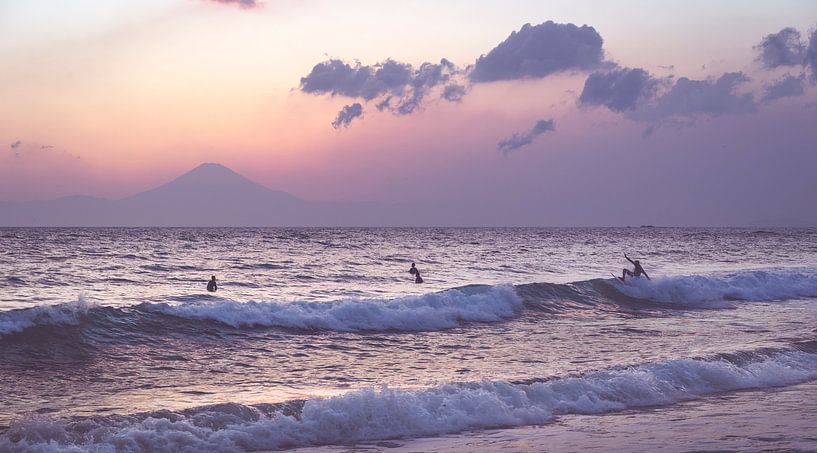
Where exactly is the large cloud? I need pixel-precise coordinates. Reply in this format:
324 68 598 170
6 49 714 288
332 103 363 129
582 70 759 126
470 21 604 83
497 119 555 155
755 27 806 69
636 72 757 121
578 67 658 112
761 74 804 103
299 20 608 128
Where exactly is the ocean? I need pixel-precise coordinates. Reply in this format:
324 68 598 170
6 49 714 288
1 227 816 452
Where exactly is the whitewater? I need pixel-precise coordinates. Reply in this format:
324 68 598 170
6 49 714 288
1 227 816 452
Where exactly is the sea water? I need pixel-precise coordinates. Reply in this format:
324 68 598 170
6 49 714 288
1 227 816 451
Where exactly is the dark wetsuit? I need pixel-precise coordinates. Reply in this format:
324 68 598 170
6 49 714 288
410 266 423 283
622 257 650 281
207 279 218 292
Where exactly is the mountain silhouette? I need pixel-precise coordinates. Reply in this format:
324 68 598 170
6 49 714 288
133 163 300 206
0 163 430 226
115 163 306 225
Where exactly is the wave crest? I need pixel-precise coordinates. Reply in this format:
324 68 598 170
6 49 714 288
4 347 816 451
0 298 93 338
2 268 815 339
610 268 817 306
140 285 522 332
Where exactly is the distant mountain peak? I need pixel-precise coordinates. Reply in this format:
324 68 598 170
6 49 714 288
169 162 257 187
192 162 231 171
183 162 241 177
128 162 302 206
0 162 407 226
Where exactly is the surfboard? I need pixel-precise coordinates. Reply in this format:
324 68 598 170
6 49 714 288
610 273 625 282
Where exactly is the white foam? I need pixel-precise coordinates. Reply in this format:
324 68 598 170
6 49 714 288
613 268 817 306
141 285 522 332
0 297 92 337
4 349 817 452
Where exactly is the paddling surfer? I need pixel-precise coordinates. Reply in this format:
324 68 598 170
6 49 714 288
621 254 650 281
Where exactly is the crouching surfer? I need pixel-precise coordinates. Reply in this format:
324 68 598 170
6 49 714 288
621 253 649 281
207 275 218 292
409 263 424 284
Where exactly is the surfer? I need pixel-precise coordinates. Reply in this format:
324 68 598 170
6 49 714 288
207 275 218 292
621 254 650 281
409 263 424 284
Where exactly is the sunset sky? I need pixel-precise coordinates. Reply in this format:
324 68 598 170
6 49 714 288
2 0 816 225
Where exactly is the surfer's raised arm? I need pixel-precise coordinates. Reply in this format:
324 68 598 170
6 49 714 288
624 253 635 265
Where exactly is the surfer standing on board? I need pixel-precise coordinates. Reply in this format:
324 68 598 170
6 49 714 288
621 253 650 281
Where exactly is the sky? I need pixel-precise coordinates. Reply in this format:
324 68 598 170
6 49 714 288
1 0 816 225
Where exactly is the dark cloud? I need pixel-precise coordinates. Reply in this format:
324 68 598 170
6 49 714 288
807 28 817 80
761 74 804 103
10 140 22 149
375 97 393 112
497 119 555 155
395 60 459 115
578 67 659 112
300 21 608 127
332 103 363 129
755 27 806 69
208 0 259 8
442 84 467 102
470 21 604 83
300 59 412 101
300 58 463 125
637 72 756 120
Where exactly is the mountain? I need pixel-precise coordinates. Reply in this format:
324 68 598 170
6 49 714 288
134 163 300 205
114 163 307 226
0 163 429 226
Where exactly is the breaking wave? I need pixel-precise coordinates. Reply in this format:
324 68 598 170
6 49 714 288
609 267 817 306
0 298 93 338
0 286 523 339
1 268 816 339
3 345 817 452
140 285 522 332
